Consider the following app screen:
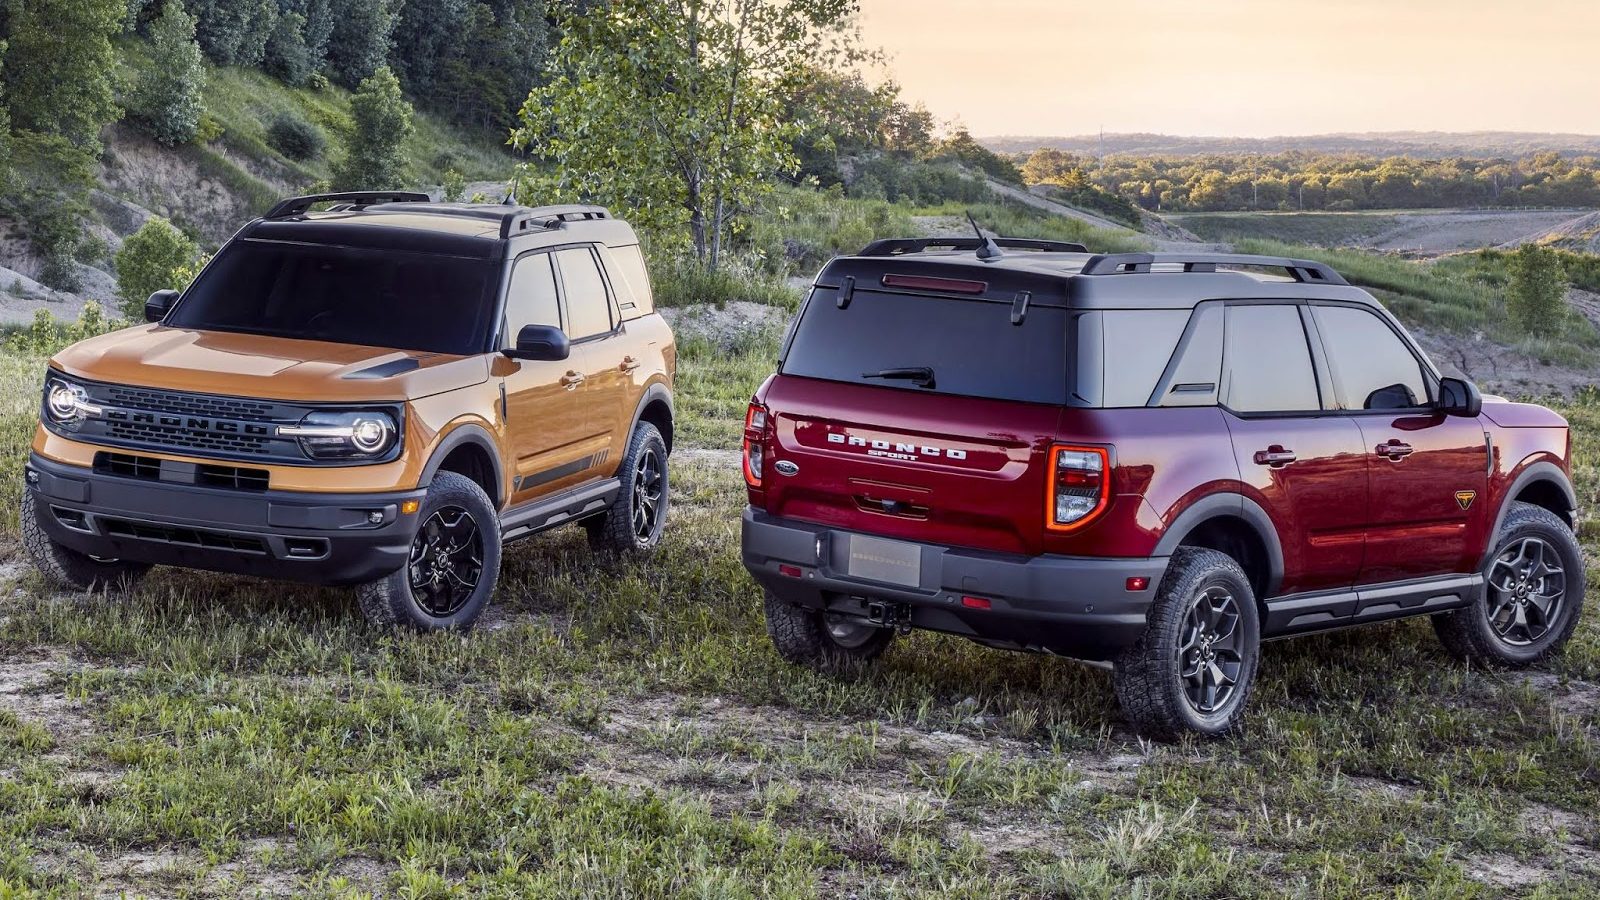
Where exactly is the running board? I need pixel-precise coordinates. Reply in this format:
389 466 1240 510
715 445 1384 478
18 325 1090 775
1263 573 1483 639
500 478 620 544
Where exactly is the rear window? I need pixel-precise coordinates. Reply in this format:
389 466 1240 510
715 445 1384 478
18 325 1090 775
168 239 498 355
781 289 1069 405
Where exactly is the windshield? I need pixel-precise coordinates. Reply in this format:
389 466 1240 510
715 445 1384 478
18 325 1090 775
166 239 499 355
781 289 1070 405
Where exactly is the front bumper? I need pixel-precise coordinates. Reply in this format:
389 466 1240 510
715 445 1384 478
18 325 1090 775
741 508 1168 660
26 453 425 585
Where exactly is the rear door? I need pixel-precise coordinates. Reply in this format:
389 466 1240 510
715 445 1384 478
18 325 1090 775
761 282 1068 557
1309 303 1489 582
1220 303 1368 596
551 246 627 480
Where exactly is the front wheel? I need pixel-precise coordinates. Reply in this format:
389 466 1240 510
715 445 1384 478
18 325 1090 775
20 488 150 593
1433 502 1584 666
355 471 501 632
1114 547 1260 741
585 422 669 555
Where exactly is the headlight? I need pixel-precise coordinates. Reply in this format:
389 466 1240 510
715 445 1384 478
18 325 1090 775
42 377 99 431
279 410 398 460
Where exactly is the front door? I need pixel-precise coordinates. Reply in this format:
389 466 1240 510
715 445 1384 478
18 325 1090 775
501 251 595 506
1221 303 1369 596
1308 303 1490 583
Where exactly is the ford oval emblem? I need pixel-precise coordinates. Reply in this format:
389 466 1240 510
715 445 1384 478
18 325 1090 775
774 460 800 477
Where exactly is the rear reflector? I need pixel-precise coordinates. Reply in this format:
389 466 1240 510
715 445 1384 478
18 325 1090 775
881 274 988 294
1125 576 1149 591
778 564 802 578
960 595 992 610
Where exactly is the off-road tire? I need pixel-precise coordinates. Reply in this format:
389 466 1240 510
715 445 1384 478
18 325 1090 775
1114 547 1260 741
584 422 669 556
355 471 501 632
1433 502 1584 667
20 488 150 592
763 589 895 667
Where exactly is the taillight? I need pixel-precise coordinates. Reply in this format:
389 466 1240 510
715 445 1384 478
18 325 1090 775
1046 444 1109 532
743 402 768 488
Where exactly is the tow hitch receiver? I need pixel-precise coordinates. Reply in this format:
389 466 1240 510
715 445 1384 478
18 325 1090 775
865 600 914 634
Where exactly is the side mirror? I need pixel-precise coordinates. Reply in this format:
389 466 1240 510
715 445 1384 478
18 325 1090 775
145 289 180 323
504 323 570 362
1437 376 1482 417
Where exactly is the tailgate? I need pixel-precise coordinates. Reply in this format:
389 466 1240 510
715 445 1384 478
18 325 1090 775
759 375 1062 556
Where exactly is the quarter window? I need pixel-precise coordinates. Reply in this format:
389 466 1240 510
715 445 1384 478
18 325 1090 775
1099 310 1190 407
1223 305 1321 413
504 253 560 343
555 247 613 340
1313 305 1430 410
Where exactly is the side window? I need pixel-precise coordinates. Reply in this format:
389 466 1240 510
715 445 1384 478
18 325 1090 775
1313 305 1430 410
1222 304 1321 413
1100 310 1190 407
504 253 560 344
555 247 613 340
606 244 654 319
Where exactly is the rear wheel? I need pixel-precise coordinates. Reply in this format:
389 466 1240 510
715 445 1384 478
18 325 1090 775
1433 502 1584 666
356 471 501 631
585 422 669 555
20 488 149 592
1114 547 1260 741
764 590 895 667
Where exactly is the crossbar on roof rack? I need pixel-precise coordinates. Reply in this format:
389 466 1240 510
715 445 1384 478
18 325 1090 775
858 237 1088 256
1077 253 1348 285
264 191 431 218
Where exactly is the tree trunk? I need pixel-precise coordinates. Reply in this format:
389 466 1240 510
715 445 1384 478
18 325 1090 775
708 192 724 272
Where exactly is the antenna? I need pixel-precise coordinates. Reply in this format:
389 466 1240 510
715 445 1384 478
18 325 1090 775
501 180 517 206
965 212 1004 260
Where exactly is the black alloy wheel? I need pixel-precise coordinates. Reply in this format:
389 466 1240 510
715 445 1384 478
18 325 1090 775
1177 585 1245 714
408 505 485 618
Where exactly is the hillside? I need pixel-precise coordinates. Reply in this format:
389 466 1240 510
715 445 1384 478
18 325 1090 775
0 42 515 325
982 130 1600 157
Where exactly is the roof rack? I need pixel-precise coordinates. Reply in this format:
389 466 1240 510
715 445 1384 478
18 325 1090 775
264 191 431 219
500 204 609 239
1078 253 1348 285
858 237 1089 256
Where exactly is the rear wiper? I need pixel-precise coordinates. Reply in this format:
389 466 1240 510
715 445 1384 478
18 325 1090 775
862 366 935 389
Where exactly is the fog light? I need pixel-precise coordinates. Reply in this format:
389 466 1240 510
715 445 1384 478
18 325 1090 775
367 510 385 525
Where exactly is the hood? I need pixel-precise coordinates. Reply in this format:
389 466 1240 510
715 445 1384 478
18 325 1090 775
1480 396 1569 429
50 325 489 402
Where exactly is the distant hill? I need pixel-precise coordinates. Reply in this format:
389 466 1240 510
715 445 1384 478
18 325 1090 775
981 132 1600 158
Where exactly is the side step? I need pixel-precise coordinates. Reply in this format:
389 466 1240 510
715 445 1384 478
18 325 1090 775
499 478 620 544
1263 573 1482 639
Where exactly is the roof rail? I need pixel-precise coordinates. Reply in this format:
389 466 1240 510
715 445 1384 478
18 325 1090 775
1078 252 1348 285
501 204 610 239
265 191 431 219
858 237 1089 256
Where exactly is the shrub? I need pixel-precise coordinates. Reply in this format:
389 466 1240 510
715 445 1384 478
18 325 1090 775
441 168 466 202
5 302 124 355
131 0 206 146
266 113 325 161
1508 244 1566 335
114 217 197 318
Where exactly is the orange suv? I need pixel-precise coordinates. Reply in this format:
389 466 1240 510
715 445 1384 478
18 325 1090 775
22 192 676 630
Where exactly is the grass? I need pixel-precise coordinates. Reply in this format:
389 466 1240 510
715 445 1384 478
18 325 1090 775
2 315 1599 896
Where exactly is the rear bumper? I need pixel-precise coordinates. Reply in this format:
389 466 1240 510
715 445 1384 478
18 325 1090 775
741 508 1167 660
26 453 424 585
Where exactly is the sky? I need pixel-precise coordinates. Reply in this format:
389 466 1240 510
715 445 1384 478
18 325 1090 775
854 0 1600 138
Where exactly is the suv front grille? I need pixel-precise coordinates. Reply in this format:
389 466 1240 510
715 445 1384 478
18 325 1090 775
94 452 270 492
100 518 268 554
105 419 274 457
106 386 276 422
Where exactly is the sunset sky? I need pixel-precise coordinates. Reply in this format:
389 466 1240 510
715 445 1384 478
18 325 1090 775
855 0 1600 138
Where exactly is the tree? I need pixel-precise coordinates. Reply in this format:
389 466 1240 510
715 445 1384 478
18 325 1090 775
132 0 207 146
0 40 12 197
434 0 550 131
190 0 277 66
1507 244 1565 335
263 9 314 86
3 0 123 150
325 0 396 87
332 66 414 189
513 0 864 270
115 218 198 318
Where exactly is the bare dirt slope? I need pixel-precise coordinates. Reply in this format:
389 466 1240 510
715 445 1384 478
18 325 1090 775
1359 209 1588 255
1517 210 1600 253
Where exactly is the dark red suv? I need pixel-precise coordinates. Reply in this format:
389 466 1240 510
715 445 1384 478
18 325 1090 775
741 238 1585 739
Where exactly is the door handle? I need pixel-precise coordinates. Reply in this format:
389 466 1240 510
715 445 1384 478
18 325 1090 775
1252 445 1297 467
620 355 641 373
560 370 586 390
1376 440 1414 460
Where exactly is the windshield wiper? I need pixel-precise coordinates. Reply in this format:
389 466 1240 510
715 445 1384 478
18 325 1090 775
862 366 935 389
